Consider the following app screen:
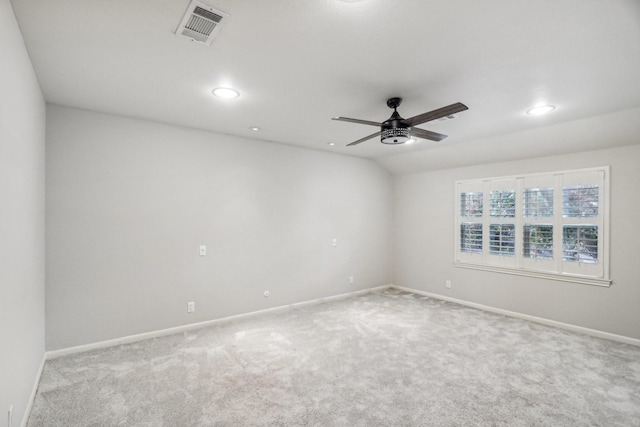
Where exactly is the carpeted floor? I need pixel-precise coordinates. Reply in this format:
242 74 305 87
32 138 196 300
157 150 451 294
28 288 640 426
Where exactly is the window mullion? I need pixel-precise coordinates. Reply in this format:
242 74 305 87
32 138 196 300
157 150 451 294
481 180 490 265
553 174 563 274
515 178 524 269
600 170 609 279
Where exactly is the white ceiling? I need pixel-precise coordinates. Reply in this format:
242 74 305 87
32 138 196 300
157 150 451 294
11 0 640 173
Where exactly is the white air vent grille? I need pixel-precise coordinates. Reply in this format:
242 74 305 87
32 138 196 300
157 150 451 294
434 114 457 123
176 1 228 46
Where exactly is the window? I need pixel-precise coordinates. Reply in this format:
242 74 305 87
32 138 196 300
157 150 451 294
490 190 515 217
454 167 610 286
490 224 515 255
563 185 598 218
523 224 553 260
562 225 598 263
523 187 553 217
460 192 483 217
460 222 482 253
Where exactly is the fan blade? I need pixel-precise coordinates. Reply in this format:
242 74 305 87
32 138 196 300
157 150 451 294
347 131 381 146
410 127 448 142
332 117 381 127
402 102 468 127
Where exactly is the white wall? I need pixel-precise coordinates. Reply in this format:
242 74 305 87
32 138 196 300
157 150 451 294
46 105 393 350
394 141 640 340
0 0 46 425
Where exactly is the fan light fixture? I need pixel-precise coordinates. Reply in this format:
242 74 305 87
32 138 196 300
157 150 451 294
381 127 411 144
527 105 555 116
212 87 239 99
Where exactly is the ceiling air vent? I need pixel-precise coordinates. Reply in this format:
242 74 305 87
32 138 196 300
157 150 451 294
433 114 457 123
175 1 228 46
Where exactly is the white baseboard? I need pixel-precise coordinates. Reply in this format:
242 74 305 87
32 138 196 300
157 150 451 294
46 285 391 360
44 282 640 359
21 354 46 427
391 284 640 347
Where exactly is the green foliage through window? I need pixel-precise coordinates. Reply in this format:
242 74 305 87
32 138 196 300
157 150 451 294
490 190 515 217
524 187 553 217
563 225 598 263
523 224 553 260
563 185 598 218
460 192 483 217
460 223 482 253
490 223 515 255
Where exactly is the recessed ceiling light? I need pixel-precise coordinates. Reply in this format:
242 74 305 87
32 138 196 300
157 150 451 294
249 126 261 131
328 142 336 146
527 105 555 116
212 87 240 99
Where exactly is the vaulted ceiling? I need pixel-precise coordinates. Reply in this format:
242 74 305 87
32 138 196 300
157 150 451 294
11 0 640 173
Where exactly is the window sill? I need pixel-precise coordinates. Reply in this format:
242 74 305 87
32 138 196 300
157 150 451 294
453 262 611 287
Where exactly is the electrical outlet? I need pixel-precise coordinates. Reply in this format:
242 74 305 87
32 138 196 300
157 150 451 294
349 276 354 284
332 238 337 247
199 245 206 256
187 301 195 313
445 280 452 289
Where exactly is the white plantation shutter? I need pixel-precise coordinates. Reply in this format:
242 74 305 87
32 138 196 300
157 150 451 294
455 181 484 263
486 179 517 268
455 167 609 286
523 187 553 218
523 224 553 260
521 174 557 272
460 223 483 253
560 170 605 278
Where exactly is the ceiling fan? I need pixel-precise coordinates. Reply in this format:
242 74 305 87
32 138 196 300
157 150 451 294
332 97 468 146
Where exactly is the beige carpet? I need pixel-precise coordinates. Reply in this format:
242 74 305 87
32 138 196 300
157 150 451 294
28 288 640 426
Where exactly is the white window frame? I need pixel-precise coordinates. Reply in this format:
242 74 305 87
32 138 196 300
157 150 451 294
454 166 611 287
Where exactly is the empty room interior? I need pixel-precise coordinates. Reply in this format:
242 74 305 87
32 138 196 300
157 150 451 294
2 0 640 425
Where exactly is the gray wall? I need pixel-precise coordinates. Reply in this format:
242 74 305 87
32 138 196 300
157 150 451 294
0 0 46 425
46 105 393 350
394 142 640 340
